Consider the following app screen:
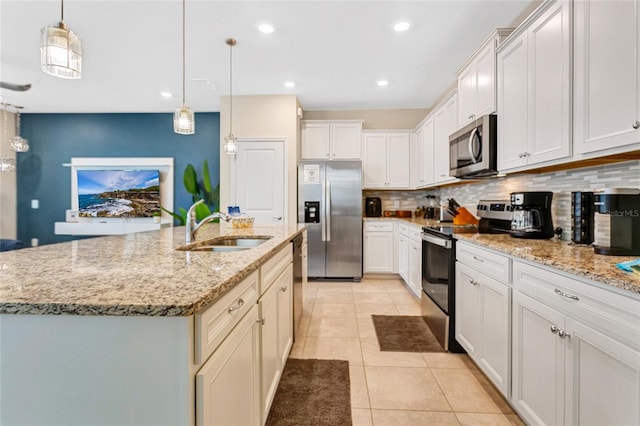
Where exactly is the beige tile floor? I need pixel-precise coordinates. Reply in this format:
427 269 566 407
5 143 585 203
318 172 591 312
289 277 525 426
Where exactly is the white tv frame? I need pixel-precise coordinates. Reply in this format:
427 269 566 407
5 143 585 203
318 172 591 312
55 157 174 236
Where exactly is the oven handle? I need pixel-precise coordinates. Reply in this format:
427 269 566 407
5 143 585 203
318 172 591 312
422 233 452 249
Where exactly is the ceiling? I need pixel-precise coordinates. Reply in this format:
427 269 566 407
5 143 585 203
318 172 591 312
0 0 532 114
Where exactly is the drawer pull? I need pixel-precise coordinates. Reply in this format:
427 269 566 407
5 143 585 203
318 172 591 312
227 298 245 313
257 318 265 325
472 256 484 263
554 289 579 301
550 325 559 334
558 329 571 339
279 285 288 293
469 279 480 286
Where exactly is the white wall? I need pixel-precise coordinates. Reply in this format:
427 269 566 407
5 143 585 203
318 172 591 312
0 111 17 239
219 95 300 224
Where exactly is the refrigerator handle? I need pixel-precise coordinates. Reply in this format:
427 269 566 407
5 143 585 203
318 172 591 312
326 178 331 242
321 178 326 242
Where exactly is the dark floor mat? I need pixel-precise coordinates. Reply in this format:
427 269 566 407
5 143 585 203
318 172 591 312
372 315 445 352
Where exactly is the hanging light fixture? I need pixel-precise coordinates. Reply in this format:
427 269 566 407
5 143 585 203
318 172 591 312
174 0 195 135
223 38 238 155
1 105 16 173
40 0 82 79
10 106 29 153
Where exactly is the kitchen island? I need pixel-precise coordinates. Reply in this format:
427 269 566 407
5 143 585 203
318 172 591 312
0 224 305 426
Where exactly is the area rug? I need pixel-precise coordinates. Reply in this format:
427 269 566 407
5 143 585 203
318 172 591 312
265 358 352 426
372 315 445 352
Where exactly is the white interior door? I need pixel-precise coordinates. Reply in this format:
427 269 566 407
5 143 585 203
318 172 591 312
233 140 285 224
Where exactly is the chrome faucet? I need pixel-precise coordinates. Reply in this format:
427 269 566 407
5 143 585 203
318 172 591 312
185 200 232 243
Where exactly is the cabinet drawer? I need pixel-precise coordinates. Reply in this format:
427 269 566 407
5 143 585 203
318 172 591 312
365 221 393 232
195 269 259 365
398 223 409 236
261 244 293 295
513 260 640 350
456 241 511 283
409 226 422 242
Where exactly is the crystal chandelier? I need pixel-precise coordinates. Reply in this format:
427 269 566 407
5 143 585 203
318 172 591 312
40 0 82 79
174 0 195 135
223 38 238 155
10 106 29 152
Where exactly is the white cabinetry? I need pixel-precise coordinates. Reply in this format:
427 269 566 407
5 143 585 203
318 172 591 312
196 305 261 426
364 221 395 273
457 29 513 129
414 118 434 188
407 227 422 299
301 120 363 160
455 242 512 397
258 246 293 424
363 132 411 189
398 223 409 282
433 90 459 185
574 0 640 155
511 260 640 426
497 0 572 172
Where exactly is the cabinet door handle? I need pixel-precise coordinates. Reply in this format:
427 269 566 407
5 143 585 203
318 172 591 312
554 288 579 301
228 298 245 313
472 255 484 263
272 216 283 220
550 325 559 334
633 121 639 129
469 279 480 286
558 329 571 339
279 285 288 292
257 318 265 325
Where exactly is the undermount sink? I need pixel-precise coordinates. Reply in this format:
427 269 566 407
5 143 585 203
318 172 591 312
177 235 272 252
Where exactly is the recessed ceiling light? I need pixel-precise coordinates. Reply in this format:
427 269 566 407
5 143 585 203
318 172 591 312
160 91 173 98
376 80 389 87
283 81 295 88
257 22 275 34
393 21 411 32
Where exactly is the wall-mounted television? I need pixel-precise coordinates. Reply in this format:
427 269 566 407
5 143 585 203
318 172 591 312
77 170 160 218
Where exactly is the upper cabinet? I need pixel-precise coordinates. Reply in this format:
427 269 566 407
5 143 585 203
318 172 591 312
433 90 459 185
574 0 640 155
363 131 411 189
301 120 363 160
414 117 435 188
457 28 513 129
497 0 572 172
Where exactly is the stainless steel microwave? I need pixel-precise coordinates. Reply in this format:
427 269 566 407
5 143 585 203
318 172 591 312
449 114 498 179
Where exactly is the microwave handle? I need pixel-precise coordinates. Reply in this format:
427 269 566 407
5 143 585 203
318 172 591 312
468 127 480 163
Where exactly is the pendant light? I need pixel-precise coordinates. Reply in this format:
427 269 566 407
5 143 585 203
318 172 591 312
174 0 195 135
0 105 16 173
10 106 29 153
40 0 82 79
223 38 238 155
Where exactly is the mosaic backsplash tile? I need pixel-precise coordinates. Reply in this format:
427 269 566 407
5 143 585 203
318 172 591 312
364 160 640 240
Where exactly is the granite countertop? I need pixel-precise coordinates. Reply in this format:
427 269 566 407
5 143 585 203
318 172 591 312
365 216 640 297
0 224 305 316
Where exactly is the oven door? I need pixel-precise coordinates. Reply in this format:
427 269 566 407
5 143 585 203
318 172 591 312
421 232 453 314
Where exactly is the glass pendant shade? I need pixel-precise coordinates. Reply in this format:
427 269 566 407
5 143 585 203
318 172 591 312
223 133 238 154
40 22 82 79
10 109 29 152
174 104 195 135
0 158 16 173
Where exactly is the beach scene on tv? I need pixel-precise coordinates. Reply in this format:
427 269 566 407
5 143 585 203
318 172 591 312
77 170 161 218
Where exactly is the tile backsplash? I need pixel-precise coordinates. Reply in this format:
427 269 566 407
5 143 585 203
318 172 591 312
364 160 640 240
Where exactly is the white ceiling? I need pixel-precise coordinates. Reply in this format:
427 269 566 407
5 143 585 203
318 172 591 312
0 0 531 113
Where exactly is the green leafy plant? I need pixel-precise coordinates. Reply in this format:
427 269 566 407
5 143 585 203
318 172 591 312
161 159 220 225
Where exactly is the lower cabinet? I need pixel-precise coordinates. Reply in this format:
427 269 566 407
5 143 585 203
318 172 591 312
511 261 640 426
398 224 409 282
259 263 294 423
196 304 261 426
407 228 422 299
455 262 511 397
364 221 395 273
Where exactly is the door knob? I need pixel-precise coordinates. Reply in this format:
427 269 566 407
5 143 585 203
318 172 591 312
633 121 639 129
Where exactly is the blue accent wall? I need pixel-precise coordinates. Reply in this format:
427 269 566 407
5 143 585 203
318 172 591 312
17 113 220 246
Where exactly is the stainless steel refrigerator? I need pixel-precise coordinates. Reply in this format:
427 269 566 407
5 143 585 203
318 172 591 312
298 161 362 280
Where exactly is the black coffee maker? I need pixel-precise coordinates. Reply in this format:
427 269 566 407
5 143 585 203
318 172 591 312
510 191 555 239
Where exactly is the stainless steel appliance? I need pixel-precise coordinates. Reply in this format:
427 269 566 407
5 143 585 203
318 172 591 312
571 191 595 245
476 199 512 234
510 191 555 239
298 161 362 280
449 114 498 179
365 197 382 217
594 188 640 255
421 225 469 353
292 233 304 340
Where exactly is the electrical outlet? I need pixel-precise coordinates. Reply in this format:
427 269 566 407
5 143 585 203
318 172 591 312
31 199 39 209
31 238 39 247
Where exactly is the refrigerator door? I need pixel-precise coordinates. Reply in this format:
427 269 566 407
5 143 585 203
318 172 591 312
298 162 326 277
325 161 363 279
